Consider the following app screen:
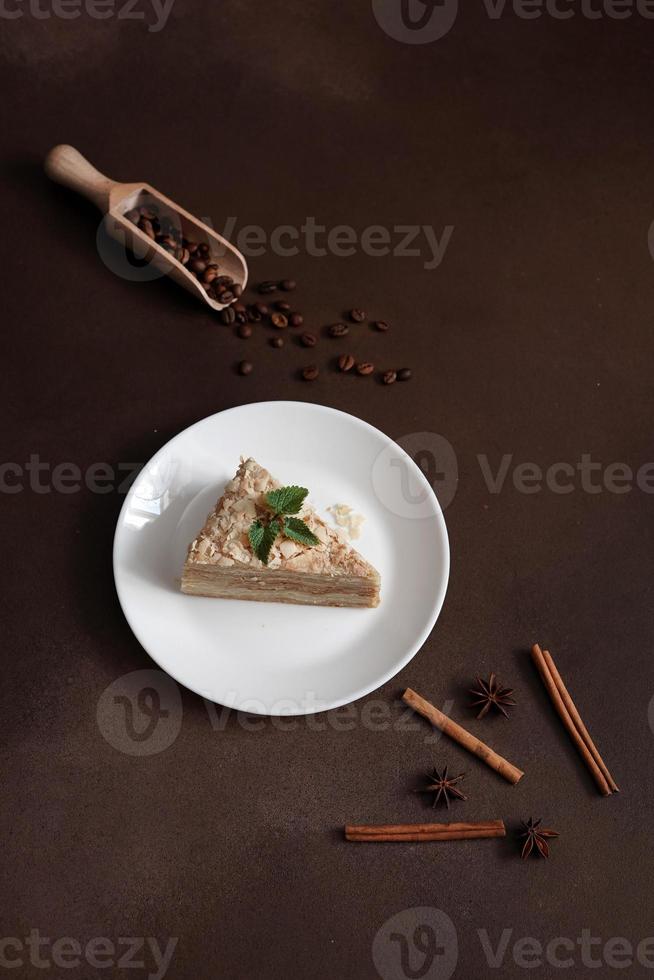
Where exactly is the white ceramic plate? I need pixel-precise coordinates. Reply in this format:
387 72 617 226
113 401 449 715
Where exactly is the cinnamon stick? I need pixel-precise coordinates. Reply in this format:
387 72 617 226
402 689 524 785
531 644 614 796
345 820 506 843
542 649 619 793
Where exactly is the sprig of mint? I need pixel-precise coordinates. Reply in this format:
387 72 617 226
248 486 320 564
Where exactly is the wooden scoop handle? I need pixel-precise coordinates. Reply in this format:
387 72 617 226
44 144 117 213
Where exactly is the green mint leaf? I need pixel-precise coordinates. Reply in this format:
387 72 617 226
283 517 320 547
248 518 281 565
265 486 309 516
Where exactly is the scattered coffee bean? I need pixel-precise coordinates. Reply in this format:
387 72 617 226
270 336 284 348
254 302 269 315
372 320 389 332
238 360 253 376
237 323 252 339
247 306 262 323
275 300 291 313
302 365 319 381
329 322 349 338
349 308 366 323
338 353 355 372
233 302 247 313
289 313 303 327
397 368 412 382
271 313 289 329
280 279 296 291
356 362 374 376
258 281 278 294
301 332 317 347
220 306 236 325
382 370 397 385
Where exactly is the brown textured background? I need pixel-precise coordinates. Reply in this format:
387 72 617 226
2 2 654 978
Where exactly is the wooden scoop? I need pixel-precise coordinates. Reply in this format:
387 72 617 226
44 144 248 310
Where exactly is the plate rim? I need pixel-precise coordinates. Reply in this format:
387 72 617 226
112 400 450 715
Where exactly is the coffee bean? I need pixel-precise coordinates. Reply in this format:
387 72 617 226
270 337 284 348
254 302 269 316
247 306 262 323
215 275 234 287
235 311 248 325
280 279 296 291
189 258 206 275
328 322 349 338
301 365 319 381
271 313 288 329
232 283 243 298
202 268 218 284
233 302 247 313
301 332 317 347
175 246 190 265
237 323 252 338
397 368 412 382
139 218 156 240
275 300 291 313
184 239 198 254
218 289 235 304
198 242 210 256
338 353 355 372
356 362 374 376
258 281 278 294
220 306 236 325
238 360 253 376
289 313 303 327
382 370 397 385
139 206 158 221
349 308 366 323
372 320 389 332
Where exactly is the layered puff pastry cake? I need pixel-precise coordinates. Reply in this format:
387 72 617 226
181 457 380 608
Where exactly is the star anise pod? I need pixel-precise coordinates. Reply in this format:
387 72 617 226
469 672 516 719
519 817 559 859
416 766 467 809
